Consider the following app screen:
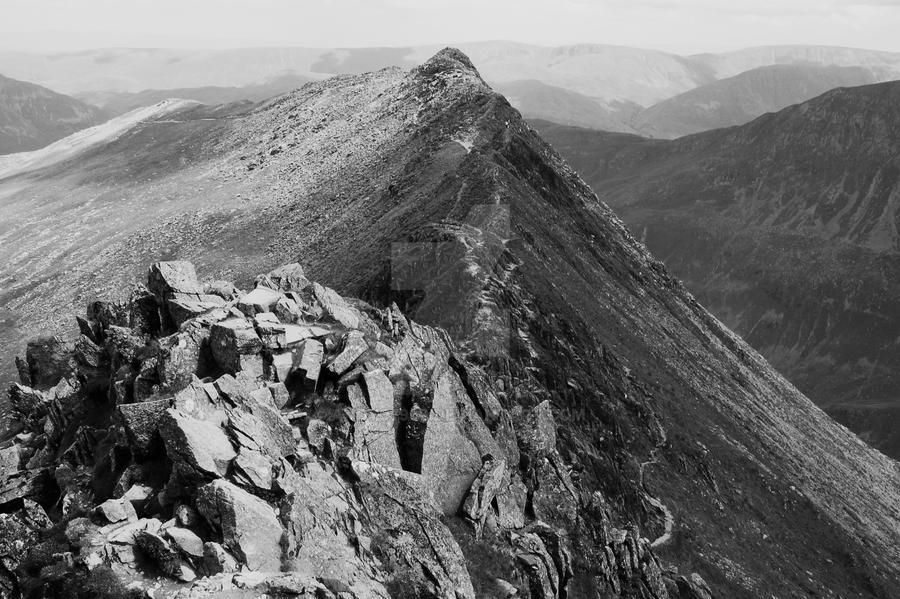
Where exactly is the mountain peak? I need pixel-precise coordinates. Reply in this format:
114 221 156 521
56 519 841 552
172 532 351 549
417 46 481 77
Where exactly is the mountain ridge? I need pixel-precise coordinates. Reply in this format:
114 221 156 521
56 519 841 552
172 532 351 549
0 73 107 154
1 48 899 597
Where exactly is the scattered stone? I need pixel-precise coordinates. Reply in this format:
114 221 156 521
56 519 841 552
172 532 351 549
256 263 309 292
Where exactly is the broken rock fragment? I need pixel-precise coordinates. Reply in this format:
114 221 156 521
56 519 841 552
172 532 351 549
159 408 236 478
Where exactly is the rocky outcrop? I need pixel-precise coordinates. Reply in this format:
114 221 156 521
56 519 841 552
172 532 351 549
0 259 714 597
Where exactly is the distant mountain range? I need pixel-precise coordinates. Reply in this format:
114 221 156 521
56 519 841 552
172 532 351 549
536 79 900 459
0 73 106 154
0 42 897 152
632 64 877 138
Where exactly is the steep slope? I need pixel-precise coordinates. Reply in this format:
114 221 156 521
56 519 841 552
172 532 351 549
536 80 900 459
76 73 312 116
2 49 900 598
633 64 875 138
492 79 640 132
0 73 106 154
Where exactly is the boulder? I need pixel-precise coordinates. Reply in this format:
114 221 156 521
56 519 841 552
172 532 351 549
147 261 202 300
195 479 283 571
210 318 264 375
8 383 49 425
167 295 226 327
116 399 170 455
159 409 236 478
313 283 361 329
362 369 394 412
290 339 324 391
328 330 368 374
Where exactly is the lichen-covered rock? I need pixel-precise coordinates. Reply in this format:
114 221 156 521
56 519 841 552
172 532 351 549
148 261 202 299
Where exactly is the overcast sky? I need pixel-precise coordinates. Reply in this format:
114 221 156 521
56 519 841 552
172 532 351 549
3 0 900 54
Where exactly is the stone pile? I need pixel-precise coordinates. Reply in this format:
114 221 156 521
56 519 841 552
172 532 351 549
0 261 706 598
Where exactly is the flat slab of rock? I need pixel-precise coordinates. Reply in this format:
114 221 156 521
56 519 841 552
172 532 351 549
237 286 285 317
328 330 368 374
313 283 360 329
196 479 283 571
159 409 236 477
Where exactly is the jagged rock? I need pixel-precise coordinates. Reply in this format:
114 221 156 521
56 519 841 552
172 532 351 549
328 330 368 374
105 324 146 365
209 318 264 376
8 383 49 426
94 498 138 524
518 400 557 460
497 474 528 529
168 294 226 327
256 263 309 292
237 286 284 317
202 541 239 575
306 419 330 452
532 453 579 527
157 326 210 392
116 399 170 455
148 261 202 299
419 368 491 514
19 336 75 389
351 460 475 599
267 382 291 409
514 531 565 599
290 339 324 391
121 484 154 511
0 468 53 505
227 398 295 459
462 457 507 533
273 296 301 324
362 369 393 412
0 445 22 478
0 501 51 595
160 409 236 478
312 283 361 330
195 479 283 571
233 449 274 490
135 530 197 582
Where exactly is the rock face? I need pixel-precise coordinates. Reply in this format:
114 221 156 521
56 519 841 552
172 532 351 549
2 48 900 599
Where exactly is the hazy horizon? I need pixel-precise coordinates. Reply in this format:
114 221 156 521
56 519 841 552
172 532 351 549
4 0 900 55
